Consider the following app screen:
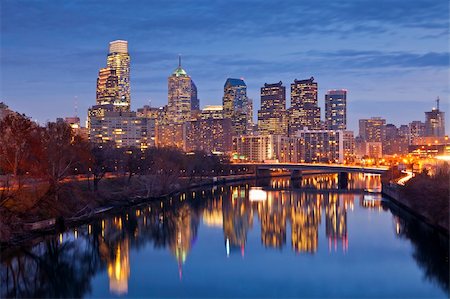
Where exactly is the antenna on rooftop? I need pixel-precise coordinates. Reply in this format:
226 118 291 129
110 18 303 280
178 54 181 67
436 96 440 110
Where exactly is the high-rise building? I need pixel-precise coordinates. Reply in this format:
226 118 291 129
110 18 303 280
167 57 196 125
186 117 232 153
409 120 425 143
191 81 199 112
232 135 302 162
257 82 288 135
96 68 120 108
88 108 155 149
325 90 347 130
358 117 386 142
106 40 130 111
289 77 321 134
295 130 347 163
425 98 445 137
223 78 251 136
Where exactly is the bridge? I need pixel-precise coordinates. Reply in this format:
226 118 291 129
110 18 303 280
234 162 388 175
233 162 388 190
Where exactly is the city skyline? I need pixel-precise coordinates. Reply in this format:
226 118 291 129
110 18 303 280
1 0 449 133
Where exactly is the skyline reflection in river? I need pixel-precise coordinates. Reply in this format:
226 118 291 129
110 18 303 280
1 174 448 298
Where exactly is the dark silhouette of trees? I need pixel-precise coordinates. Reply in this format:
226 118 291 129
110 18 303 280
38 121 91 200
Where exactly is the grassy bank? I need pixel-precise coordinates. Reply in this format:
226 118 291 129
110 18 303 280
382 170 449 234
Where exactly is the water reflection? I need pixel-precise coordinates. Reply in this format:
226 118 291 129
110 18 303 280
1 174 448 298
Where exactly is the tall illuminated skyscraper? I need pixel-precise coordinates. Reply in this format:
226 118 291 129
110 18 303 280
257 82 288 135
167 57 196 124
289 77 321 134
106 40 130 111
96 68 120 107
223 78 251 136
325 89 347 130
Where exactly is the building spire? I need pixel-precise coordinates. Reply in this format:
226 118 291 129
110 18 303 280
178 54 181 68
436 96 440 110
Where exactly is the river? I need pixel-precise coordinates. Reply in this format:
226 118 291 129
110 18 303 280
1 173 448 298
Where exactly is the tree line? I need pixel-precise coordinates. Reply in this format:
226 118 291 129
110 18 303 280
0 112 240 205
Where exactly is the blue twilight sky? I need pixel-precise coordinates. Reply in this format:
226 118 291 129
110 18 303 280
1 0 449 132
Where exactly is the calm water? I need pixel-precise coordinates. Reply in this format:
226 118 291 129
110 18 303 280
1 173 449 298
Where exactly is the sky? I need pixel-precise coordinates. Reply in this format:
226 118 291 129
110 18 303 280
1 0 449 133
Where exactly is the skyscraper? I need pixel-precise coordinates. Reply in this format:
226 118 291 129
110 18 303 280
257 82 288 135
358 117 386 142
289 77 321 134
223 78 251 136
425 98 445 137
325 89 347 130
96 68 120 107
106 40 130 111
167 57 196 124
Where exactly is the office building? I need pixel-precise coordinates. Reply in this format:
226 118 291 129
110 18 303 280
289 77 321 134
232 135 302 162
425 98 445 137
96 68 121 108
325 90 347 130
106 40 130 111
88 108 155 149
358 117 386 142
295 130 349 163
257 82 288 135
223 78 251 136
186 116 232 153
167 57 197 125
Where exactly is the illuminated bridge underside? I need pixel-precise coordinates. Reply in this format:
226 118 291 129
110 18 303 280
236 163 388 175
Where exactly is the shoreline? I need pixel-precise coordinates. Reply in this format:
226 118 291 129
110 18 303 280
382 184 449 236
1 173 276 248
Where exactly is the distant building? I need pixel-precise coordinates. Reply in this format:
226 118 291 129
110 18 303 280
358 117 386 142
167 57 197 125
355 138 383 159
156 123 186 149
383 123 408 155
88 108 155 149
295 130 348 163
200 105 224 119
289 77 321 134
325 90 347 130
232 135 302 163
106 40 130 111
257 82 288 135
425 99 445 137
186 117 232 153
342 131 356 163
409 121 425 144
223 78 251 136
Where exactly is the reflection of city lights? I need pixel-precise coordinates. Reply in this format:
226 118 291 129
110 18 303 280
226 238 230 257
249 188 267 201
107 242 130 295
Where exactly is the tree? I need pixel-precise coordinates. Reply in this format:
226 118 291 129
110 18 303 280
0 113 40 176
39 121 90 199
89 141 118 191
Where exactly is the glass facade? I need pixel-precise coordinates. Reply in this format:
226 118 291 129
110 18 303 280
325 89 347 130
257 82 288 135
223 78 251 136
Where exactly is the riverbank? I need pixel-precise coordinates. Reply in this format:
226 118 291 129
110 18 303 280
382 183 449 235
1 172 287 247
